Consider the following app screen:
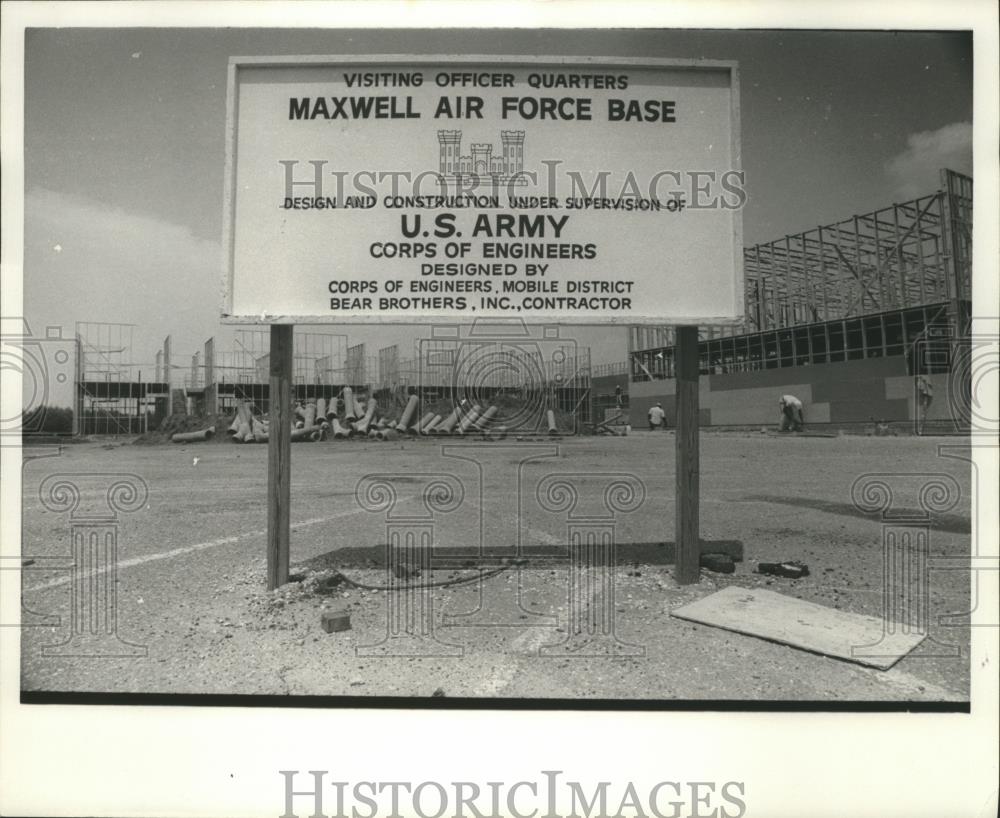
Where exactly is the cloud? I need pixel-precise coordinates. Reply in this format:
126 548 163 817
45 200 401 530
885 121 972 200
23 187 222 361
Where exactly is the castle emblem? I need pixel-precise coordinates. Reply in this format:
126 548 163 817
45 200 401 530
436 130 527 186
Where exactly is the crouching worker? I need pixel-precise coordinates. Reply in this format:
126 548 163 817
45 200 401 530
778 394 805 432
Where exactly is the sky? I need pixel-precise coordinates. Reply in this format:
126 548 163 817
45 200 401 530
20 26 973 369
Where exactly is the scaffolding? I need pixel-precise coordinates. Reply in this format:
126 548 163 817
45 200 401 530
69 321 599 433
76 322 136 382
74 322 159 434
629 168 973 379
206 329 350 414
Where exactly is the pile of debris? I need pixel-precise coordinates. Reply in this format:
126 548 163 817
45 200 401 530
160 386 581 445
218 390 569 444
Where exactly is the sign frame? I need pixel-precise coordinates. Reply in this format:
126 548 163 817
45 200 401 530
221 54 743 326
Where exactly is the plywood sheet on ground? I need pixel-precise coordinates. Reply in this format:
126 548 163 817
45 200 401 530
670 586 925 670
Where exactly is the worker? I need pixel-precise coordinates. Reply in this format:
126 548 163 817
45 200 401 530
648 401 666 431
916 375 933 434
778 394 804 432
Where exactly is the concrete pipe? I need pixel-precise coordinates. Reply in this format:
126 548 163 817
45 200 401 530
354 397 366 418
489 425 508 441
375 417 388 429
229 403 252 436
316 397 327 419
171 426 215 443
413 411 436 435
395 395 419 432
253 420 269 442
237 402 254 427
474 405 499 430
303 403 317 429
421 414 442 435
457 404 483 434
368 427 380 439
331 418 352 439
291 427 316 442
435 407 460 434
354 399 377 435
342 387 356 422
547 409 559 435
377 428 399 441
326 397 338 420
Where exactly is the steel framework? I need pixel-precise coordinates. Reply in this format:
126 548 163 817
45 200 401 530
74 322 152 434
629 168 973 375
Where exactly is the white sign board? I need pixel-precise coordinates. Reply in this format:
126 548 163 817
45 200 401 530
222 56 742 324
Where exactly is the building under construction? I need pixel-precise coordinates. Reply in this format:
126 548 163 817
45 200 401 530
57 169 972 436
69 322 592 435
624 168 973 430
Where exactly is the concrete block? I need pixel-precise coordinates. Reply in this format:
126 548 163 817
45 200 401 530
700 553 735 573
321 605 351 633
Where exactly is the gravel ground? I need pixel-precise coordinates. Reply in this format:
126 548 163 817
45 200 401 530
19 432 972 701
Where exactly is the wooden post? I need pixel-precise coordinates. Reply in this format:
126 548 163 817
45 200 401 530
674 325 701 584
267 324 293 590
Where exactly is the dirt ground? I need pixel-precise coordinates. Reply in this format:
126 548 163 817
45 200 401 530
19 431 973 701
